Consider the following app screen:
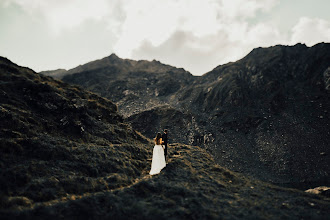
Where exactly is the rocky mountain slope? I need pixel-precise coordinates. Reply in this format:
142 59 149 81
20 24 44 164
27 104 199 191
177 43 330 187
60 54 195 117
54 43 330 188
0 56 150 210
1 57 330 219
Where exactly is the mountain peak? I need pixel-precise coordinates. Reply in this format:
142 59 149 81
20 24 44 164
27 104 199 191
293 42 307 48
108 53 120 60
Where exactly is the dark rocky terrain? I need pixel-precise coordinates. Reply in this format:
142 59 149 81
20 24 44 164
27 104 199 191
0 57 150 213
177 43 330 187
1 56 330 219
60 54 194 117
55 43 330 188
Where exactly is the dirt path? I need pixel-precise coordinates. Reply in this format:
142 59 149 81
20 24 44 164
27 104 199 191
11 144 185 213
15 155 180 212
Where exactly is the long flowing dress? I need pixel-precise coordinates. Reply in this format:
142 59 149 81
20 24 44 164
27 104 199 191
149 144 166 175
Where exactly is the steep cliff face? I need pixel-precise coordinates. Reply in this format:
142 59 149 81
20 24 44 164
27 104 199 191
40 43 330 187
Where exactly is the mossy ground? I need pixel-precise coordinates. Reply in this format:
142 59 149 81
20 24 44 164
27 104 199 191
2 144 329 219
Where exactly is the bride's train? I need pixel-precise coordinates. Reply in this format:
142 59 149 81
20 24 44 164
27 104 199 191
149 145 166 175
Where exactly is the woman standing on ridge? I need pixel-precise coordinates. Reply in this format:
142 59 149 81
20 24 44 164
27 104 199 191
149 132 166 175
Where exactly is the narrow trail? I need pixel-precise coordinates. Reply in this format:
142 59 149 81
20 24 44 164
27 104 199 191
17 151 181 212
22 174 153 211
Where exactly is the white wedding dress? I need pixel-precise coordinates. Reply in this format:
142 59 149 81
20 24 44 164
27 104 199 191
149 144 166 175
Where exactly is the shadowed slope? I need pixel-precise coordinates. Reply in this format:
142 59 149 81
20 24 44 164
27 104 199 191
177 43 330 186
0 56 151 208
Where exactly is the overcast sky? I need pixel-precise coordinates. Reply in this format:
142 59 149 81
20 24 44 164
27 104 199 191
1 0 330 75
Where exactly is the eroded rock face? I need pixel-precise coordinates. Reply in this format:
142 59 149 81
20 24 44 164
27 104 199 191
45 43 330 187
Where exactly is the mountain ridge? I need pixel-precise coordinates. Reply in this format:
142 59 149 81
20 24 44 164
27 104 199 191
60 54 195 117
41 53 192 79
56 43 330 187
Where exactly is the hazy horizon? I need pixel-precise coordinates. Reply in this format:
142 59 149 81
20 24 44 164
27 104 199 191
1 0 330 75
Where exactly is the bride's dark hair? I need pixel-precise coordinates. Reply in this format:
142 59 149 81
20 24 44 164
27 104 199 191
154 132 162 145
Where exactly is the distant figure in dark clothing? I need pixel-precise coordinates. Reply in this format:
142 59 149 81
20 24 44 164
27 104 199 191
162 129 168 161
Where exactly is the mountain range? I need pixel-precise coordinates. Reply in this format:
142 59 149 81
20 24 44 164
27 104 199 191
42 43 330 188
1 54 330 219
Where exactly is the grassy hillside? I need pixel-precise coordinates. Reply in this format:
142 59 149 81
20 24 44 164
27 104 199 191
0 56 151 209
1 57 329 219
2 144 330 219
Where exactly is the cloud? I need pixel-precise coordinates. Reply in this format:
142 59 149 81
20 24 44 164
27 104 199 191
217 0 278 20
132 31 231 75
128 0 285 75
0 2 118 71
114 0 280 58
2 0 125 35
114 0 220 57
291 17 330 46
132 22 285 75
1 0 329 75
113 0 286 75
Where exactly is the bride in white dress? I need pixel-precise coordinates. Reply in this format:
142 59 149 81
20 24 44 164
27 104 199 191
149 132 166 175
